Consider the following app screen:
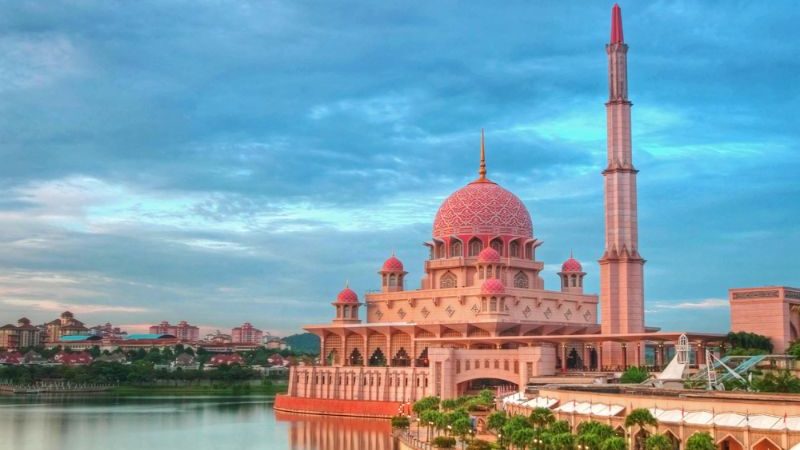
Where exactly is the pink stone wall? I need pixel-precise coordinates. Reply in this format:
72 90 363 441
730 287 800 353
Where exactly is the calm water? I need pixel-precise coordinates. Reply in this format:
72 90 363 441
0 395 393 450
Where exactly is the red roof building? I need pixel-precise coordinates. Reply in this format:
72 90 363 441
208 353 245 367
53 351 93 366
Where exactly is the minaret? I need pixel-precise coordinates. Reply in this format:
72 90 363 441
600 4 645 367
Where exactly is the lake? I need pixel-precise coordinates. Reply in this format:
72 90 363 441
0 395 394 450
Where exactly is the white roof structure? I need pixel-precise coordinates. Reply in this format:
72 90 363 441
523 397 558 409
684 411 714 425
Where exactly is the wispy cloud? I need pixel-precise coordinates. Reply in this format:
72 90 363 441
649 298 729 311
2 299 150 314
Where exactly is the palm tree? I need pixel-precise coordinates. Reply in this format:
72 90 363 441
511 428 536 450
529 407 556 429
686 432 715 450
645 434 672 450
488 411 508 434
625 408 657 450
601 436 627 450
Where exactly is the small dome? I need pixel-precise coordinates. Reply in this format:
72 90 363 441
561 256 583 273
336 287 359 303
477 247 501 263
381 255 404 272
481 278 506 296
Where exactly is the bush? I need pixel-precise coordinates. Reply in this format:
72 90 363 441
619 366 649 384
645 434 672 450
413 396 441 414
686 432 715 450
466 439 493 450
432 436 457 448
391 415 410 430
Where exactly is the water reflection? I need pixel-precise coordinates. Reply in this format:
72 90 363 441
275 411 393 450
0 395 392 450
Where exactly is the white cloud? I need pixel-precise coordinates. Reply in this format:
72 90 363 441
2 299 149 314
649 298 729 310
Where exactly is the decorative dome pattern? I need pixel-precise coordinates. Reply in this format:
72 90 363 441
477 247 501 263
481 278 506 296
561 257 583 273
433 181 532 239
381 255 404 272
336 287 359 303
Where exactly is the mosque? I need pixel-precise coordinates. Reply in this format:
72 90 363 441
275 7 800 442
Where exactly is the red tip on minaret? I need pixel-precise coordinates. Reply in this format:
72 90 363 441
610 4 624 44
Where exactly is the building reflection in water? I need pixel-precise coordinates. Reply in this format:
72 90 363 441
275 411 393 450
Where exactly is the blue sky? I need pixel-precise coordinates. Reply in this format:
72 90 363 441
0 1 797 336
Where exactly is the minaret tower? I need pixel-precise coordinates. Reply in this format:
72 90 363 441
600 4 645 366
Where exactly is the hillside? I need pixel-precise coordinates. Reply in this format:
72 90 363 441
284 333 320 355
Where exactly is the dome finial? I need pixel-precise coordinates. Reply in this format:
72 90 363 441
345 279 349 288
478 128 487 181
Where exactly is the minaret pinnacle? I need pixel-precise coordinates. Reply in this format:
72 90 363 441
478 128 487 181
610 3 624 44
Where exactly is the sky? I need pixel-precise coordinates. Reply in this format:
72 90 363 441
0 1 797 336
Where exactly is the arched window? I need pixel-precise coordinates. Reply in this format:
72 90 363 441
389 274 397 287
436 243 444 259
571 275 577 287
351 306 358 318
343 305 350 317
468 238 483 257
490 238 503 255
513 272 529 288
490 297 498 312
509 241 520 258
450 240 462 258
440 272 457 289
481 299 487 312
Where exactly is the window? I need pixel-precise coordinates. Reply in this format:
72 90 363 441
490 239 503 255
571 275 577 287
510 241 520 258
514 271 529 288
468 238 483 256
450 241 462 258
440 272 457 289
490 297 498 312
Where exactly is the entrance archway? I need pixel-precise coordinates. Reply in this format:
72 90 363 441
664 430 681 450
718 435 744 450
752 438 780 450
455 378 518 397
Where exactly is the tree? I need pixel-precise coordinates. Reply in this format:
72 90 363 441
529 407 556 429
467 440 493 450
487 411 508 434
752 370 800 393
391 415 411 431
511 428 536 450
601 436 627 450
549 420 572 435
414 396 441 414
451 417 472 448
433 436 457 449
645 434 671 450
685 432 715 450
577 432 603 450
550 432 575 450
619 367 649 384
625 408 657 429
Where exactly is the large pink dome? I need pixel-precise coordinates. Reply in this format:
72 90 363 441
433 181 532 239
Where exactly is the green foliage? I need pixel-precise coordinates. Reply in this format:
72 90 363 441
577 432 603 450
645 434 671 450
726 331 772 353
625 408 657 429
685 432 715 450
550 432 575 450
487 411 507 432
619 366 649 384
549 420 572 435
725 347 768 357
601 436 627 450
283 333 320 354
529 407 556 428
451 417 472 439
511 428 536 450
413 396 441 414
467 439 493 450
751 370 800 393
576 421 615 441
441 399 459 410
432 436 457 448
391 415 410 430
420 409 442 428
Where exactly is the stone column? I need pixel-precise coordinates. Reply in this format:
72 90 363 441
597 342 604 371
560 343 568 372
621 343 628 369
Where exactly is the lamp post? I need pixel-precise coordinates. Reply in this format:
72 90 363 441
416 417 421 440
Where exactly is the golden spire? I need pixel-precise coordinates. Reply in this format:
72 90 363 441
478 128 487 181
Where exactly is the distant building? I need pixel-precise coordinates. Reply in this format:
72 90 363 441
203 330 232 344
46 311 88 343
232 322 263 344
94 353 128 364
172 353 199 371
207 353 245 367
267 353 287 367
0 318 43 350
148 321 199 342
0 351 21 365
53 351 93 366
89 322 128 339
264 336 289 351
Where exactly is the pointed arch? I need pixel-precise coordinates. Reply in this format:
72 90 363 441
468 237 483 257
450 239 463 258
509 240 521 258
663 429 681 450
490 237 503 255
751 437 781 450
513 271 529 288
440 271 457 289
716 434 744 450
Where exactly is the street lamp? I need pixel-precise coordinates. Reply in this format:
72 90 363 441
416 417 421 440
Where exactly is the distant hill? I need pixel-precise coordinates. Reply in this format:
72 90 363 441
285 333 320 355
